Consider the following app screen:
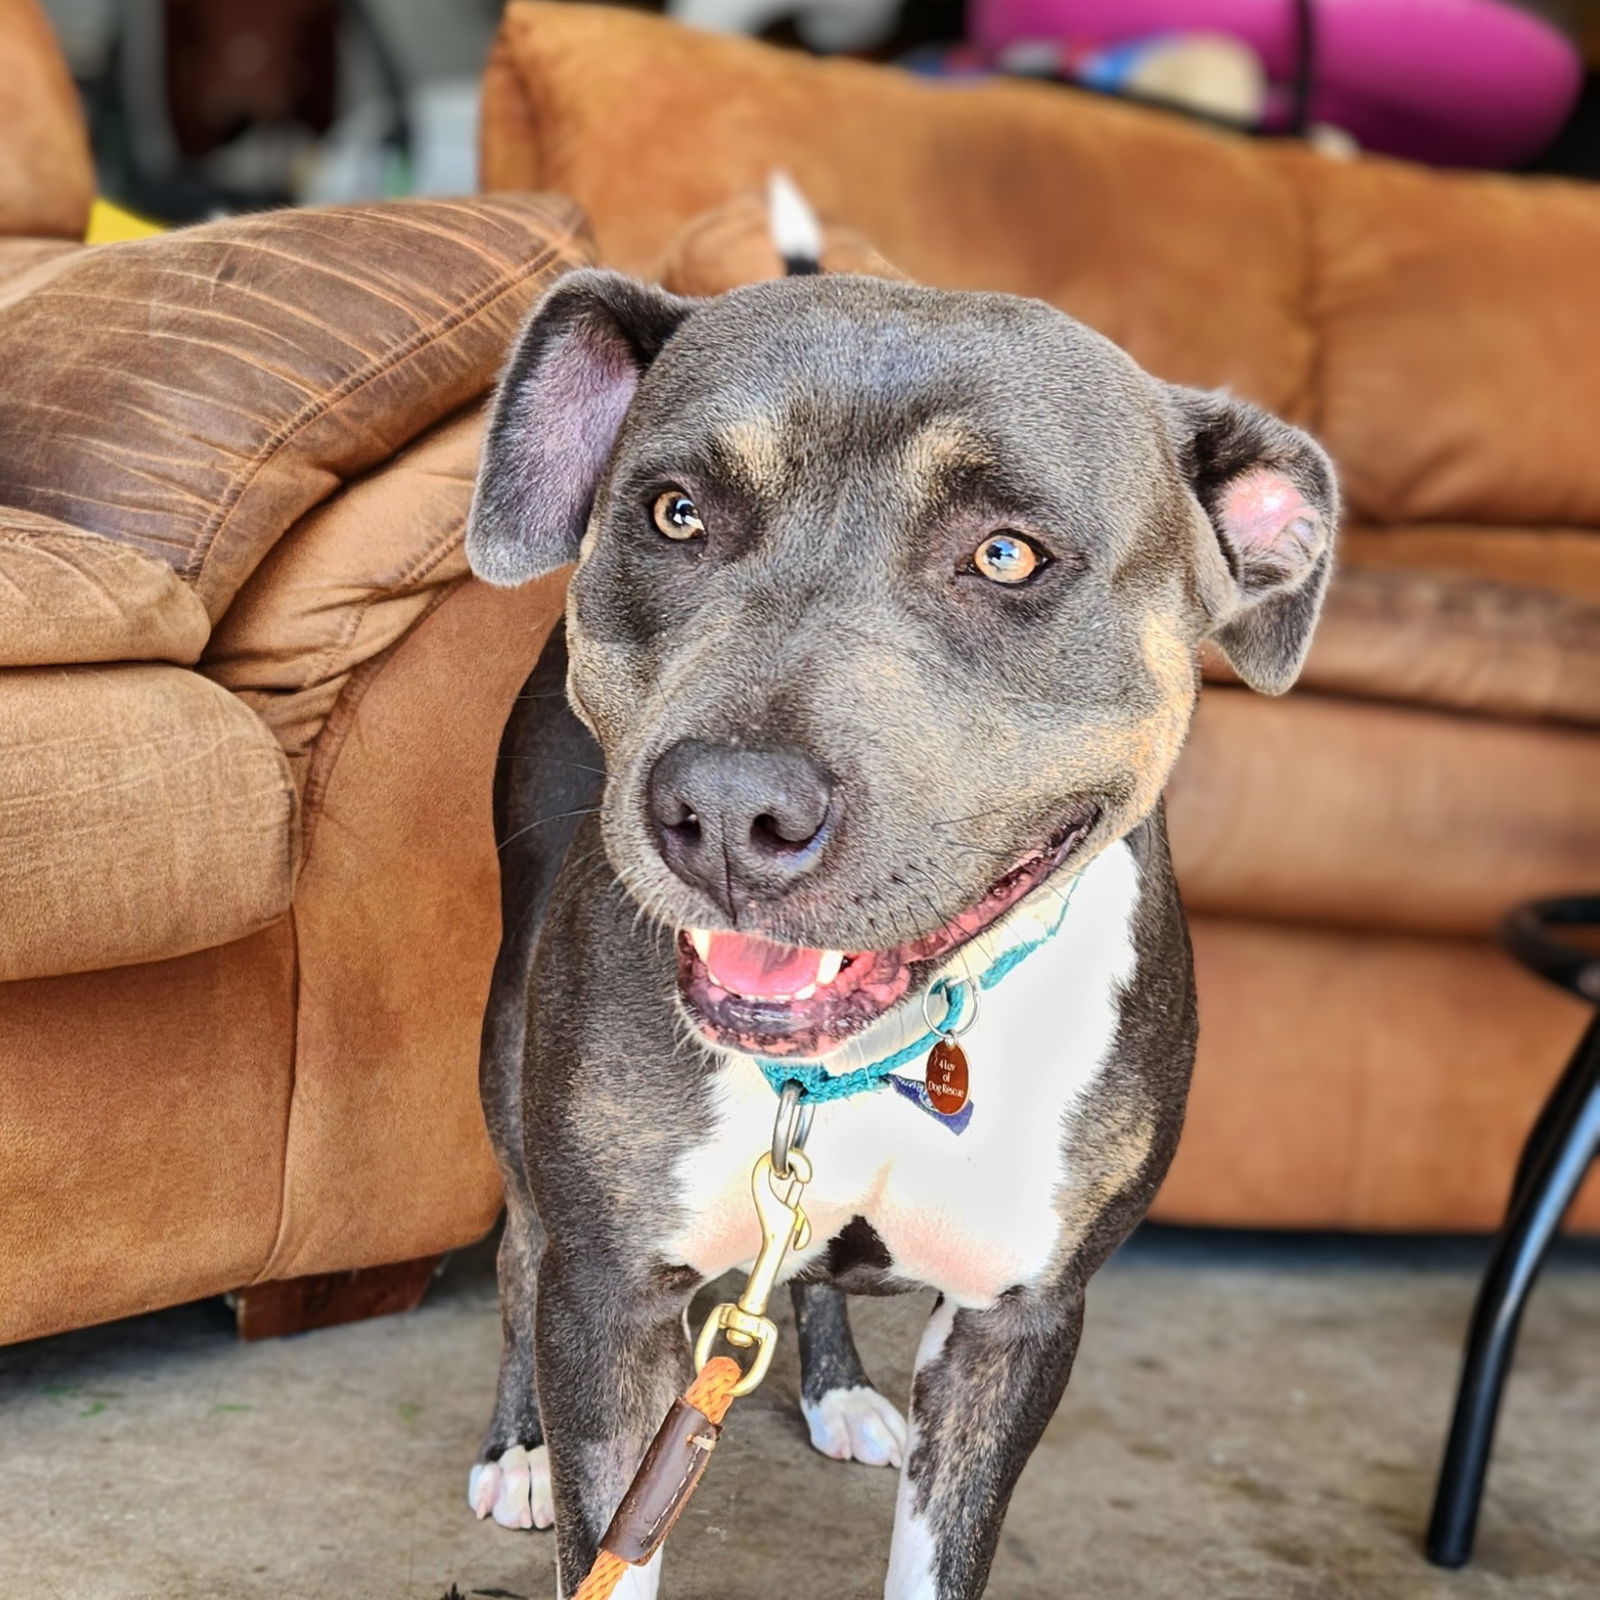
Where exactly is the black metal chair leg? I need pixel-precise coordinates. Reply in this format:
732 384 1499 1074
1510 1011 1600 1205
1426 1014 1600 1568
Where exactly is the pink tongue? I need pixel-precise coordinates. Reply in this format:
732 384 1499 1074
704 933 826 999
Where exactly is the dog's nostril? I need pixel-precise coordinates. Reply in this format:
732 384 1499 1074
752 811 819 852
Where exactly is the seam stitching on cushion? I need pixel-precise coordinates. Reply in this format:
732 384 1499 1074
257 902 305 1283
279 731 302 898
296 578 466 859
181 222 583 594
294 519 465 703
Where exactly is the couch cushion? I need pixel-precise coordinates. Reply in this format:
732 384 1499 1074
0 195 590 622
258 573 565 1281
1341 524 1600 602
1204 552 1600 727
482 2 1313 414
1167 688 1600 939
0 664 297 981
0 508 211 667
0 0 94 239
1157 917 1598 1231
1301 153 1600 527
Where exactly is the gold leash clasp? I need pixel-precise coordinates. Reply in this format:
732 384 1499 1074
694 1148 813 1396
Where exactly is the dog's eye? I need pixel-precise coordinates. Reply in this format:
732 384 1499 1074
651 489 706 542
970 532 1048 585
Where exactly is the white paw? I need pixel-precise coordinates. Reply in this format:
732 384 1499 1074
467 1442 554 1530
802 1385 908 1468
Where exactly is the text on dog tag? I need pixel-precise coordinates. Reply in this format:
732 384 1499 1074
924 1040 969 1117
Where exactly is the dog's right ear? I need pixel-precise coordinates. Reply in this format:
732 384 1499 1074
467 270 696 586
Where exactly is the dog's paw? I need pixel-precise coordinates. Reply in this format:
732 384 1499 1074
802 1385 908 1468
467 1442 554 1530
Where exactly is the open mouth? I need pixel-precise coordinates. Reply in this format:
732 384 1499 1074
675 809 1098 1058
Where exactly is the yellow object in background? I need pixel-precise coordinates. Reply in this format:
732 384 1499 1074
86 199 167 244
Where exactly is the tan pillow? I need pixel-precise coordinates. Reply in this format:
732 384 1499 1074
0 195 590 622
0 509 210 667
652 187 907 298
1298 154 1600 528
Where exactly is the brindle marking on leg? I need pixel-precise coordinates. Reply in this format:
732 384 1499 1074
793 1280 876 1403
893 1288 1085 1599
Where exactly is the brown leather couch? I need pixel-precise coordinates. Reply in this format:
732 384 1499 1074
5 0 1597 1351
0 0 589 1345
478 3 1600 1231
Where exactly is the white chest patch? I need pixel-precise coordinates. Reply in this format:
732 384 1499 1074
659 842 1142 1308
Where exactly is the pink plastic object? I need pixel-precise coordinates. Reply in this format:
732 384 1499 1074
970 0 1582 167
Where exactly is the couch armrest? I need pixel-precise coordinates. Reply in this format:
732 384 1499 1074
0 508 211 667
0 195 591 626
0 664 297 981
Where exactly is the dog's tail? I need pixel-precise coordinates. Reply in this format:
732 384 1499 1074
767 170 823 276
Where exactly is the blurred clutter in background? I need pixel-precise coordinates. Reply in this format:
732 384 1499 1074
37 0 1600 225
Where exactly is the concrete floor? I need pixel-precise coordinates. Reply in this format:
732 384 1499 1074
4 1229 1598 1600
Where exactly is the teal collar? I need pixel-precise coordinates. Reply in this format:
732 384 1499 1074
755 875 1080 1105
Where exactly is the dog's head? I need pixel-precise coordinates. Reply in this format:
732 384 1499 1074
469 271 1336 1059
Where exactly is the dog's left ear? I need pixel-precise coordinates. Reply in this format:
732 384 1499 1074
467 269 696 587
1164 386 1339 694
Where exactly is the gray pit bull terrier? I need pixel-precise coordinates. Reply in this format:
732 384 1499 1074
460 213 1336 1598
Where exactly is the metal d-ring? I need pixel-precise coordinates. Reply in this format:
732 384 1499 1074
922 977 979 1041
772 1081 815 1179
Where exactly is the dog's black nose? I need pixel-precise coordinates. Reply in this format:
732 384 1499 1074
647 740 834 910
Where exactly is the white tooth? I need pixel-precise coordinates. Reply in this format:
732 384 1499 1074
688 929 712 961
815 950 844 985
793 983 818 1001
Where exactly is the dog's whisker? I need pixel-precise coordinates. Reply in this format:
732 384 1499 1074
928 804 1034 830
496 807 602 852
942 842 1016 861
500 757 609 777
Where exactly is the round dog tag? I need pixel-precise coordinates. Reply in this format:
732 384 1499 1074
924 1040 969 1117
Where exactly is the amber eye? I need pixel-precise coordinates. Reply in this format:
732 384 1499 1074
971 532 1047 585
651 489 706 541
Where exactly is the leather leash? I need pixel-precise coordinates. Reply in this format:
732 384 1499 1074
572 1091 814 1599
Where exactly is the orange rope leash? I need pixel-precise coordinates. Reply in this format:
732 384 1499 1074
572 1357 744 1600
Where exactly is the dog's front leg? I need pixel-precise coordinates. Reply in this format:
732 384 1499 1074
886 1286 1085 1600
534 1248 696 1600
